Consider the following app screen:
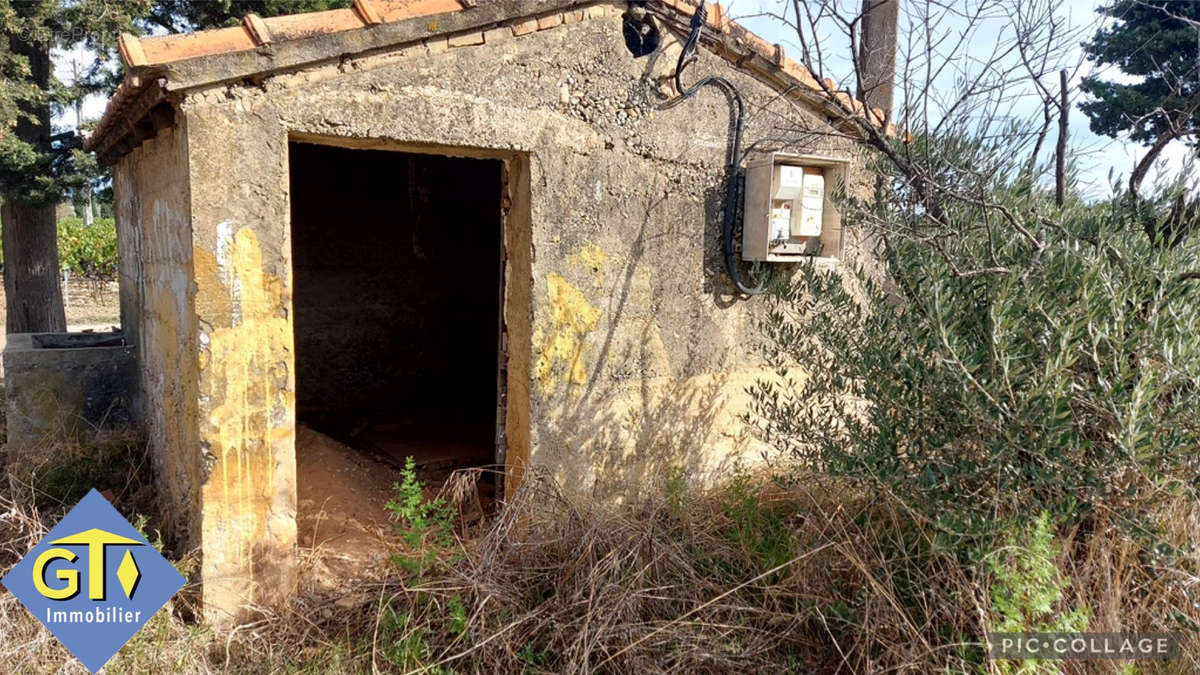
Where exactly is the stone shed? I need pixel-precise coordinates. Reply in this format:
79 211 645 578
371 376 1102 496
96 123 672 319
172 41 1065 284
83 0 876 623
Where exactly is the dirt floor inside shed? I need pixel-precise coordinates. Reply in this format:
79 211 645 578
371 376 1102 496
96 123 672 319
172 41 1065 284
295 424 494 592
296 425 399 582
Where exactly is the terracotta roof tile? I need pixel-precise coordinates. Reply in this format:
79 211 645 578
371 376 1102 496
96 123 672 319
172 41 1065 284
374 0 465 22
264 7 368 40
511 16 538 36
137 25 256 65
536 12 563 29
117 32 147 66
130 0 464 67
242 14 273 46
353 0 384 25
89 0 888 157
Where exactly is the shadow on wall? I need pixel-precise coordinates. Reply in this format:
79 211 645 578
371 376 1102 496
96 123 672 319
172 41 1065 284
701 182 755 306
632 32 750 309
526 40 842 495
532 191 759 500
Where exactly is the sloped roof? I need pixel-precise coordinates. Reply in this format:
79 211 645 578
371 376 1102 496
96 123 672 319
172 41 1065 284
87 0 884 160
118 0 465 67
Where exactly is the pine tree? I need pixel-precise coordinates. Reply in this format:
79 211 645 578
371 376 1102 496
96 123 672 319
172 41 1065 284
0 0 347 333
1081 0 1200 194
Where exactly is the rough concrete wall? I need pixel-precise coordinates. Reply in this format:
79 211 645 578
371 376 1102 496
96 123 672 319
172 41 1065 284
114 178 141 355
2 334 136 477
112 125 202 546
179 4 871 505
183 100 296 626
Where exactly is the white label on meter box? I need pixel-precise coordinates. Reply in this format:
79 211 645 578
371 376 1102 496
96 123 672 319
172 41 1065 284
774 165 806 200
771 202 792 241
795 172 824 237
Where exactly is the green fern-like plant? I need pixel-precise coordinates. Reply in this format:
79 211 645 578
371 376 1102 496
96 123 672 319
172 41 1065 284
986 512 1090 674
385 457 457 578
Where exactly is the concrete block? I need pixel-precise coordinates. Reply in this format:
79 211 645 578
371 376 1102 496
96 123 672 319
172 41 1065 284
537 13 564 30
511 17 538 36
3 331 137 478
448 31 485 48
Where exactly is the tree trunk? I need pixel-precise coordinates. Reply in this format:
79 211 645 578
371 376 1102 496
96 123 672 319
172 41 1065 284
2 31 65 333
1128 91 1200 202
1055 69 1068 207
2 201 65 332
858 0 899 121
74 59 94 228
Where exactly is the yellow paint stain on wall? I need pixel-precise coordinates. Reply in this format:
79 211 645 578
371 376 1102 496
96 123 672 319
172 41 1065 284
568 244 609 284
194 226 295 607
535 272 600 393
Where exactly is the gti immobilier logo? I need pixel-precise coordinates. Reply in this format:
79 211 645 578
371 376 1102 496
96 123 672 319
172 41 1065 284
1 489 186 672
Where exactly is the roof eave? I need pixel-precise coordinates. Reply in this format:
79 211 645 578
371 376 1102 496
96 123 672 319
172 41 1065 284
86 0 888 162
86 0 585 157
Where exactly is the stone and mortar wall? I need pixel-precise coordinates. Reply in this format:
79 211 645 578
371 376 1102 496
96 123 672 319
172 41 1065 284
112 125 202 547
182 104 297 624
2 334 136 477
142 2 870 621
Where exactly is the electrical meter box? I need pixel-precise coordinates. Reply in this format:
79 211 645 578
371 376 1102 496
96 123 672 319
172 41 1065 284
742 153 848 262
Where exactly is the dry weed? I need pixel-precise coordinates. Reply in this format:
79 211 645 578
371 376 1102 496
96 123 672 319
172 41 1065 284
0 459 1195 673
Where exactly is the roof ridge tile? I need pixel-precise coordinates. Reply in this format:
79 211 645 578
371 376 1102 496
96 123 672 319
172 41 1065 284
354 0 384 25
243 14 273 46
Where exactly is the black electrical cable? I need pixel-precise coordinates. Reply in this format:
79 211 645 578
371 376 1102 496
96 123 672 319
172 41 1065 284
673 3 766 296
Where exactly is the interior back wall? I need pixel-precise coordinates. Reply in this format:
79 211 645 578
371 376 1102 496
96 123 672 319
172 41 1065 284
288 142 502 432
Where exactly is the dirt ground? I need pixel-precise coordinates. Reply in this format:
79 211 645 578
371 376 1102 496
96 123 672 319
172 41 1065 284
296 424 404 587
0 277 122 329
58 278 122 328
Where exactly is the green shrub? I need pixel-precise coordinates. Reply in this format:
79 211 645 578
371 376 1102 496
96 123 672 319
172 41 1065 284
57 216 118 281
376 605 435 671
718 470 794 578
986 513 1089 674
0 217 117 281
385 456 457 577
24 434 146 509
751 175 1200 534
749 134 1200 663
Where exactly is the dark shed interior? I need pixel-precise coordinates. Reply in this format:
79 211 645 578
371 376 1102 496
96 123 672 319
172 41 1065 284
288 141 502 473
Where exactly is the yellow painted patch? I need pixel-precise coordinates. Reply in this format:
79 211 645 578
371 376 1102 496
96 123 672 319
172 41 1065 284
535 273 600 393
194 227 294 597
568 244 609 283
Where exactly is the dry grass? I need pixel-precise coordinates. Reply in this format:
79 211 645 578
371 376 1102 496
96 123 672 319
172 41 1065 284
0 446 1196 673
1058 498 1200 673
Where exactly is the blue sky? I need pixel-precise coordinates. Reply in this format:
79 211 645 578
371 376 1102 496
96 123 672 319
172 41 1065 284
58 0 1193 200
728 0 1195 200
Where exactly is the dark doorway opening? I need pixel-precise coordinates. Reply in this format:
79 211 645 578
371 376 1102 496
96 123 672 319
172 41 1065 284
289 141 503 558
